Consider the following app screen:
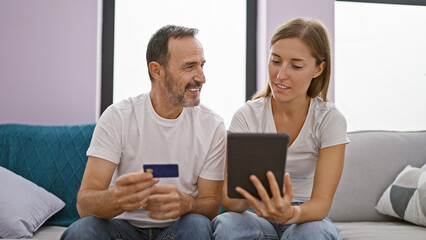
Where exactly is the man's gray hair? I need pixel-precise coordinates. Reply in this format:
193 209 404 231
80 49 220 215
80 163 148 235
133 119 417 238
146 25 199 81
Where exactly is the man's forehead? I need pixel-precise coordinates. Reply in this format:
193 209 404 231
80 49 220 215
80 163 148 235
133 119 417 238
168 36 204 59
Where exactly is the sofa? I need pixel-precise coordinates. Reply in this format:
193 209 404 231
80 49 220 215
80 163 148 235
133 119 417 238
0 123 425 239
0 123 95 240
328 130 426 239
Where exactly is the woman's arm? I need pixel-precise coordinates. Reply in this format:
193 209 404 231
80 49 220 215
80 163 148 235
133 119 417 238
236 143 346 224
287 143 346 224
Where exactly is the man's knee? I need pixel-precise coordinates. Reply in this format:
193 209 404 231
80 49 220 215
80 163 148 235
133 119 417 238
61 216 107 240
159 214 212 239
180 213 212 231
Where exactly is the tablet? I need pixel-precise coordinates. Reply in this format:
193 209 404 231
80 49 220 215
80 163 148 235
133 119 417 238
227 133 289 199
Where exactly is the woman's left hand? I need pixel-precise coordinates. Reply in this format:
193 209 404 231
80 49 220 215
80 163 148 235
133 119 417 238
235 171 294 223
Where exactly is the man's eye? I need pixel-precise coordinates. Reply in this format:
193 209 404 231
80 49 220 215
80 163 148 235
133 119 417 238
271 59 281 64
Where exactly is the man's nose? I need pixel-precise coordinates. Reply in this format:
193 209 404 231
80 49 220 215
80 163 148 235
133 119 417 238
194 66 206 83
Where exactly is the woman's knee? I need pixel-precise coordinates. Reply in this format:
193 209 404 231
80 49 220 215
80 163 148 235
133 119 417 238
282 219 342 240
213 211 278 240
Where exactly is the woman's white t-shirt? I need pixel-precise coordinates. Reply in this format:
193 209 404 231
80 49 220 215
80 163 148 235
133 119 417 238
229 96 349 202
87 93 226 228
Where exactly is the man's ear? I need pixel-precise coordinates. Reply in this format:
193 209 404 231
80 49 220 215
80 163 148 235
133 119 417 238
149 61 163 81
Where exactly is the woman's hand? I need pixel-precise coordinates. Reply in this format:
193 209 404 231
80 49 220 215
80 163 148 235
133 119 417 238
235 172 294 223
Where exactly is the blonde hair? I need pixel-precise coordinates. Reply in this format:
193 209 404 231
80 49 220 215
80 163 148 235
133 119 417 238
252 18 331 101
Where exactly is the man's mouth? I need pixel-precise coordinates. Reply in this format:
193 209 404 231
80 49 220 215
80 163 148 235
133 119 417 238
187 88 200 92
185 82 202 94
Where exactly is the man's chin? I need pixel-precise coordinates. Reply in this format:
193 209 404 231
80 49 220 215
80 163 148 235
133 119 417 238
182 98 200 107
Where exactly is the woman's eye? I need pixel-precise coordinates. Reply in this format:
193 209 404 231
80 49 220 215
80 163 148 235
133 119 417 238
271 59 281 64
292 65 302 69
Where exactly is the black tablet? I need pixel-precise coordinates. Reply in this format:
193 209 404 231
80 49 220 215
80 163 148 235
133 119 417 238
227 133 289 199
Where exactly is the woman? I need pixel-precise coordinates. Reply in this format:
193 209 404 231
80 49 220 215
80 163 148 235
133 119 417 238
212 18 349 240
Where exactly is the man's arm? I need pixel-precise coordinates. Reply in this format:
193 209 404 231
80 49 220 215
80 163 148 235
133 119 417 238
77 156 159 219
189 177 223 220
145 177 223 220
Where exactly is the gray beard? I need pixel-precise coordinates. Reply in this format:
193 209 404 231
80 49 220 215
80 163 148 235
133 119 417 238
164 72 201 107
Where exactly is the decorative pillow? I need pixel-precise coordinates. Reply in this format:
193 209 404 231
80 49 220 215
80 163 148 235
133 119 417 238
375 165 426 226
0 167 65 238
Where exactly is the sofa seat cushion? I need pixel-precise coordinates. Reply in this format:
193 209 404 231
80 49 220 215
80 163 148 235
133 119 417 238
31 226 67 240
335 221 426 240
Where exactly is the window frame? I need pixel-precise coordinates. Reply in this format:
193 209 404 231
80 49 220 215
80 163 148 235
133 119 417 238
336 0 426 6
100 0 258 114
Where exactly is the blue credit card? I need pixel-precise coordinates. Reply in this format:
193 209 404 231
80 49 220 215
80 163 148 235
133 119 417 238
143 164 179 178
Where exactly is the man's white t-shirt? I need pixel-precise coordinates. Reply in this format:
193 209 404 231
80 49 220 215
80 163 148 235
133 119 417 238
87 93 226 228
229 96 350 202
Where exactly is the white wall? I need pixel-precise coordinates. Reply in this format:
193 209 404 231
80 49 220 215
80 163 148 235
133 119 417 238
0 0 102 125
0 0 334 126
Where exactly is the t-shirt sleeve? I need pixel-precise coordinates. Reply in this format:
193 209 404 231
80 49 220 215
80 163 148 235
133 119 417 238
319 108 350 149
199 121 227 181
229 106 250 133
86 106 122 164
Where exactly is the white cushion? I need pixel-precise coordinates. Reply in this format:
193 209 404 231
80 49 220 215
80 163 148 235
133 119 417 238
0 167 65 238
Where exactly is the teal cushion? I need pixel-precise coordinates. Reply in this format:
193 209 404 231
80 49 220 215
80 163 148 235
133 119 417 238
0 123 95 226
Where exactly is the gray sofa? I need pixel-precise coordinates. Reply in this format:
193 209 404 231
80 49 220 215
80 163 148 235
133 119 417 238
329 130 426 239
1 124 425 239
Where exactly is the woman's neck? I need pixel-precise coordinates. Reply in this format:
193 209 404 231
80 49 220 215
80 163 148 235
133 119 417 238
271 95 311 120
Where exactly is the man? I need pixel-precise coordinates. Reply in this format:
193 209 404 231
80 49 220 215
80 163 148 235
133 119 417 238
61 25 226 240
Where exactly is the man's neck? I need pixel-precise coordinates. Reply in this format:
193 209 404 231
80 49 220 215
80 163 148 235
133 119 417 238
149 90 183 119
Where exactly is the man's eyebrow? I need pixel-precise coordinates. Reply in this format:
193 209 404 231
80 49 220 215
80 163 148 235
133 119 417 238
183 60 206 67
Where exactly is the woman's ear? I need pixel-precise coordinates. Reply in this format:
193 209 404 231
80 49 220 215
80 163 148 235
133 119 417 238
313 61 326 78
148 61 163 81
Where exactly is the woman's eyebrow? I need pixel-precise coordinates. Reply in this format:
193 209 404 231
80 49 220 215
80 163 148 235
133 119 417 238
271 53 307 62
270 53 281 58
291 58 307 62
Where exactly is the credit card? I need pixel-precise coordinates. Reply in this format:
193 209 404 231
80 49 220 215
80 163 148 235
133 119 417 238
143 164 179 178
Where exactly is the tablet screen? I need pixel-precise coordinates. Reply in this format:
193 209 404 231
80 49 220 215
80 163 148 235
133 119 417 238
227 133 289 199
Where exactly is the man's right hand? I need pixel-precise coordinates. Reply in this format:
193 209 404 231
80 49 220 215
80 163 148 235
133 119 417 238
114 170 159 212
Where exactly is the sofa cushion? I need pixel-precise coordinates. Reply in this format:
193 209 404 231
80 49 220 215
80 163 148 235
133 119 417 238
329 130 426 222
335 221 426 240
31 226 67 240
0 123 95 226
375 165 426 226
0 167 65 238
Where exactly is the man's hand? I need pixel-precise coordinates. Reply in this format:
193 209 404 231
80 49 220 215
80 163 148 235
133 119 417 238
144 184 193 220
114 170 159 212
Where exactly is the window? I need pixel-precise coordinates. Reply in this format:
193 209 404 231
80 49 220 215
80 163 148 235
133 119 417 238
335 1 426 131
112 0 247 128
